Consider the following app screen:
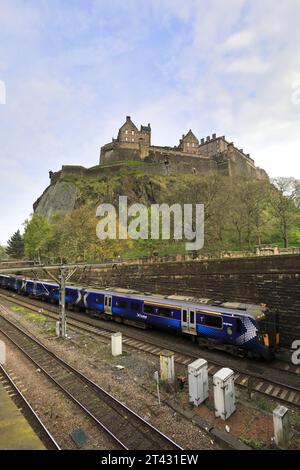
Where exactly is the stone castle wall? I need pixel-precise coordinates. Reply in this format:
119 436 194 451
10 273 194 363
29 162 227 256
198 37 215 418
146 150 218 174
100 140 267 180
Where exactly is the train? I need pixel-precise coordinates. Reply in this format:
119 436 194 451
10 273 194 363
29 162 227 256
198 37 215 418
0 273 280 360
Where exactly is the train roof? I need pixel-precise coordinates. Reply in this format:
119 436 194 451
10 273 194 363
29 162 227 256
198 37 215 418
84 286 267 320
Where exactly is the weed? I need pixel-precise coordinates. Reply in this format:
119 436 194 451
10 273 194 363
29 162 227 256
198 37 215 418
240 435 264 449
257 398 273 413
10 305 25 313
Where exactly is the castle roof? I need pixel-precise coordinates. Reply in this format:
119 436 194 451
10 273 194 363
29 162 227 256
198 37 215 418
183 129 199 142
119 116 139 132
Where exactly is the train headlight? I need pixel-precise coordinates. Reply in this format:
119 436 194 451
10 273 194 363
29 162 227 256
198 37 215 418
263 334 269 347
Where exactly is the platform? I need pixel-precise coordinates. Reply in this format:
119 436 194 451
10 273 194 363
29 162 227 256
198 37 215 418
0 381 46 450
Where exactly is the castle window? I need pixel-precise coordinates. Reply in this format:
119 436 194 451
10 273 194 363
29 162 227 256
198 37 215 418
125 130 128 134
125 137 128 141
187 142 190 147
132 130 134 135
192 143 194 147
132 138 134 142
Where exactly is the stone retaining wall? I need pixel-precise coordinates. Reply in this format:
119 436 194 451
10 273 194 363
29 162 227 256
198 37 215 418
76 254 300 347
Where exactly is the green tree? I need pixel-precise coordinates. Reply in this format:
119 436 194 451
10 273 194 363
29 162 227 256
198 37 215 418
6 230 25 259
269 178 300 248
0 245 8 260
23 214 51 261
44 205 131 263
229 179 271 249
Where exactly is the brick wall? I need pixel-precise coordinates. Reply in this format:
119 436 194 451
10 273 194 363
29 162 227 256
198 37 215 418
78 255 300 347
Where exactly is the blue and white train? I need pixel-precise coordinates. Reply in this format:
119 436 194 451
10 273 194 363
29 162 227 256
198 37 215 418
0 274 279 360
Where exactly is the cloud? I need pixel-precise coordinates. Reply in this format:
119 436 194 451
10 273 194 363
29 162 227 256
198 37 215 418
0 0 300 244
221 30 256 52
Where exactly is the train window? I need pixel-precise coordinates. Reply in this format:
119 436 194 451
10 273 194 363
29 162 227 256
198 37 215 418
116 300 127 309
190 311 195 324
144 304 153 314
182 309 187 322
157 307 171 317
130 302 139 311
204 315 222 329
236 318 243 334
108 297 112 307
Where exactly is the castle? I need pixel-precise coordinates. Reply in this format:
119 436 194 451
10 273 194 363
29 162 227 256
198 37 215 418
48 116 268 186
99 116 268 180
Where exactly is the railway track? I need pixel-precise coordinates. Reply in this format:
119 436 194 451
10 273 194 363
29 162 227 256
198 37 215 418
0 307 182 450
0 290 300 410
0 363 60 450
2 290 299 373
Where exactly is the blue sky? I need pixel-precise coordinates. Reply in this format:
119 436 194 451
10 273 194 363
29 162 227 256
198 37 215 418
1 0 300 244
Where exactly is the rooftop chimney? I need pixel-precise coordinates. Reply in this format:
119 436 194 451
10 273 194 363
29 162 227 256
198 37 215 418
212 133 216 139
201 138 205 144
126 116 130 121
206 136 211 142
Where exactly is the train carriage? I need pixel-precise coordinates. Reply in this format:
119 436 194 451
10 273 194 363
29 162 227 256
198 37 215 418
0 274 279 360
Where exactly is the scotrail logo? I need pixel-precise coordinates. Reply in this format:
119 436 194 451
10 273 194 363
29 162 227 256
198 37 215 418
96 196 204 251
0 80 6 104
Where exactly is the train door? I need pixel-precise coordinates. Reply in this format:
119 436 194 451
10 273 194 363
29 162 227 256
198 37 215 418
104 295 112 315
181 308 197 335
33 282 37 296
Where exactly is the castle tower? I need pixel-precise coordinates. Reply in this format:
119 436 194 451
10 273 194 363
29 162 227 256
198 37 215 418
117 116 139 143
178 130 199 154
139 124 151 145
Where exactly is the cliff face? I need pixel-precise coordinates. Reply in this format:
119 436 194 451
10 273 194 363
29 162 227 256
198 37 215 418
33 171 169 220
33 167 270 224
34 181 78 220
34 169 218 221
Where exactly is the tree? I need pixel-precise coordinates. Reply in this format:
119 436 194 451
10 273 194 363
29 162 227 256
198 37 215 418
269 178 300 248
0 245 8 260
229 179 271 249
43 205 132 263
6 230 25 259
23 214 51 261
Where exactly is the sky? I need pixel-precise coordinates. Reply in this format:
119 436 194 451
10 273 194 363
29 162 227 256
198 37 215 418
1 0 300 244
